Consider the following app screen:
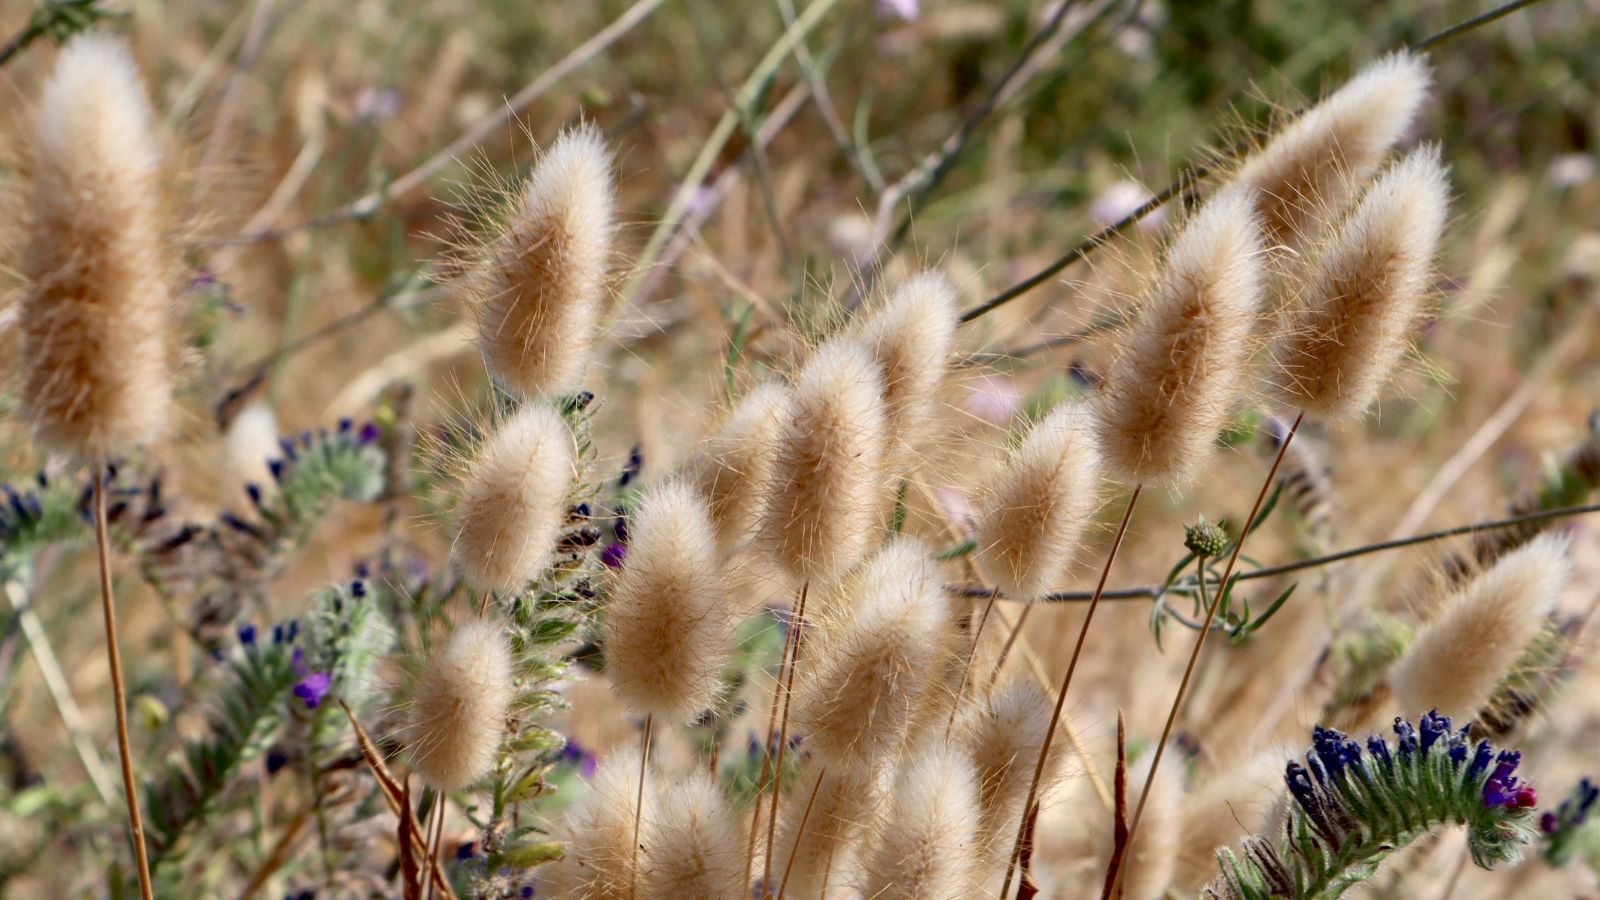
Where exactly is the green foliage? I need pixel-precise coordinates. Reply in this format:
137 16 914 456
1209 714 1538 899
143 633 298 878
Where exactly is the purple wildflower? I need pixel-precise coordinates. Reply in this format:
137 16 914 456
1483 750 1537 808
358 422 381 445
290 646 332 709
601 542 627 568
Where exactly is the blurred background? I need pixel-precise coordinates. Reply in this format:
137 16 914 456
1 0 1597 895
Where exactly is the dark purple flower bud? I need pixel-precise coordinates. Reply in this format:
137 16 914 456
338 418 353 434
279 438 298 461
222 511 267 540
613 505 629 544
1449 742 1468 767
1366 735 1393 771
358 422 381 445
351 579 367 598
246 483 263 507
1490 750 1522 785
1394 717 1418 763
1465 740 1493 781
269 458 285 482
1541 811 1559 834
456 841 476 860
1312 725 1360 780
238 624 257 645
354 560 372 579
601 542 627 568
1419 709 1451 757
619 445 643 486
1286 761 1319 814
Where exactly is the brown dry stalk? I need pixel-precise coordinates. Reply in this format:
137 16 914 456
744 607 798 883
1106 411 1304 898
341 702 457 899
947 586 1001 736
775 766 828 900
629 714 654 900
94 470 154 900
1000 485 1144 898
763 582 811 895
1100 712 1130 900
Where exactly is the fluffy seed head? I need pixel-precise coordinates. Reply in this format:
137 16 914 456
792 538 948 767
1095 185 1264 485
848 271 959 475
21 35 172 460
759 339 888 584
1173 752 1285 892
473 124 614 397
1233 51 1431 247
688 381 792 553
1272 146 1449 421
974 403 1100 602
1391 534 1571 721
640 771 745 899
453 403 575 594
555 746 646 899
772 763 883 899
403 620 514 791
860 745 982 900
965 678 1055 863
602 480 736 723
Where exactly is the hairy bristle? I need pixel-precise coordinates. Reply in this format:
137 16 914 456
1391 534 1572 721
602 479 735 723
965 678 1055 868
860 744 982 900
772 762 883 899
452 403 575 594
1095 185 1264 485
848 270 959 476
472 123 614 397
1232 51 1431 247
792 538 948 767
974 402 1100 602
1271 146 1449 421
759 339 888 584
21 35 172 460
403 619 514 792
549 746 645 899
640 770 745 899
688 381 793 553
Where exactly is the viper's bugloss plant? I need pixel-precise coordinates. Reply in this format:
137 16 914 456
1207 712 1540 899
1539 778 1599 869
